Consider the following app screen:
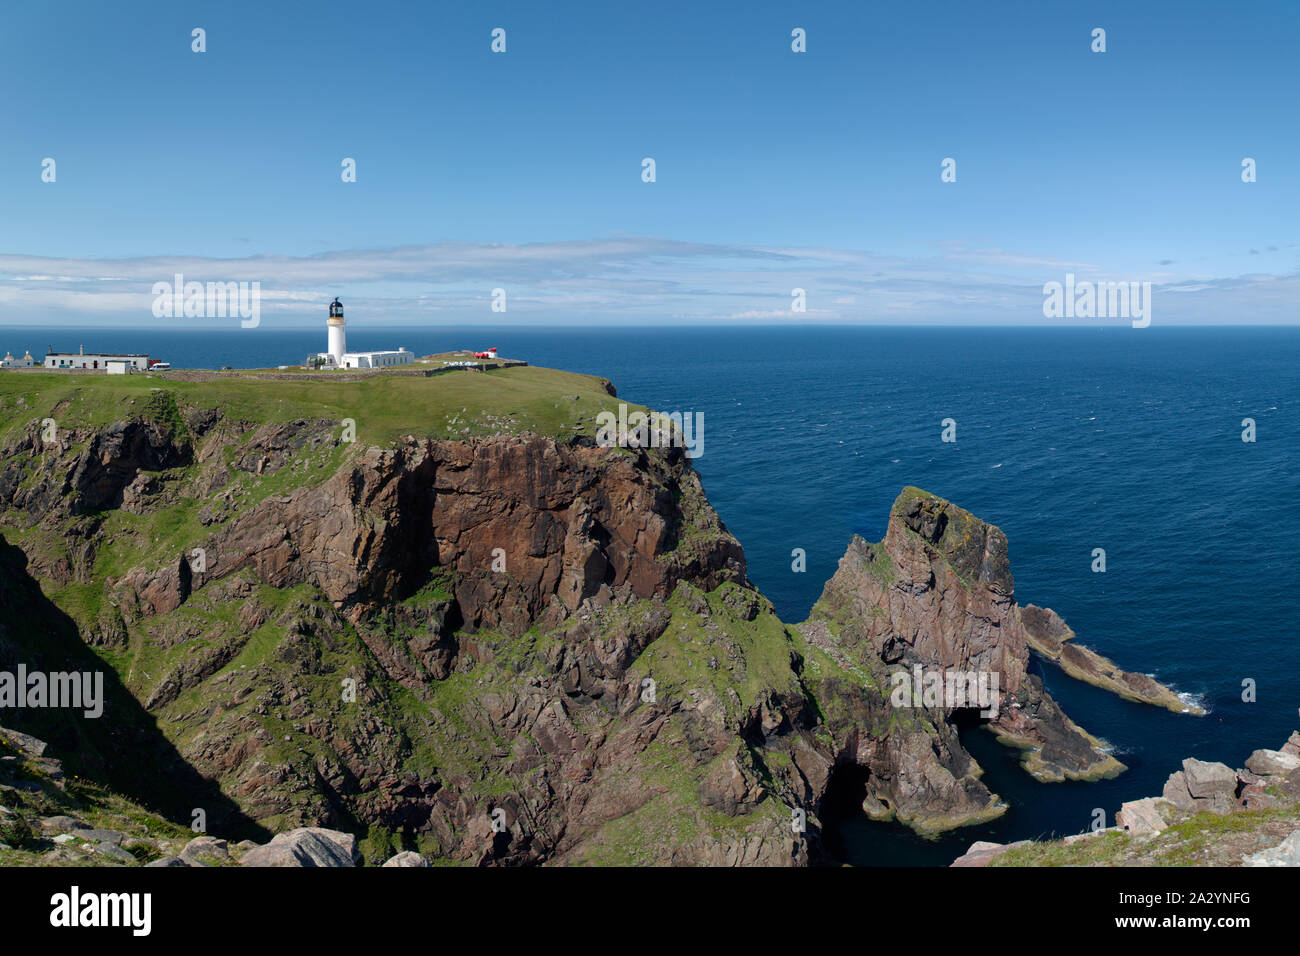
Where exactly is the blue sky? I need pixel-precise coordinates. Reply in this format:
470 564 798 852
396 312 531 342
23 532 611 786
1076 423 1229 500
1 0 1297 326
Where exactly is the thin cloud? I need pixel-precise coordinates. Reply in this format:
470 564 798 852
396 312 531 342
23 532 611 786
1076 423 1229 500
0 238 1296 326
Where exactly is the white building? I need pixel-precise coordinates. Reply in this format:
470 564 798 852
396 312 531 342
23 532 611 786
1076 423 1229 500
45 348 150 371
1 350 35 368
315 298 415 370
339 349 413 369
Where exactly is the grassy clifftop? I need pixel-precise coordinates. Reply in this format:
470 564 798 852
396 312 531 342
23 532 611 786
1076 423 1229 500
0 364 812 865
0 364 626 446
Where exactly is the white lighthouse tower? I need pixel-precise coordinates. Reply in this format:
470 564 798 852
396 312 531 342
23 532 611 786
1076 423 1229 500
310 296 413 370
327 297 346 366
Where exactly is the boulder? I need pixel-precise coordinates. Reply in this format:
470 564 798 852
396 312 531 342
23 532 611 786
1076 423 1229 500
38 815 87 832
94 842 138 864
950 840 1029 867
1244 749 1300 777
71 828 123 846
0 728 48 758
180 835 230 866
1162 771 1198 811
145 856 187 867
1182 758 1236 799
1242 830 1300 867
307 827 357 861
1282 732 1300 757
1202 793 1236 815
1281 769 1300 799
1116 797 1169 836
240 827 358 867
382 851 430 868
1238 783 1277 811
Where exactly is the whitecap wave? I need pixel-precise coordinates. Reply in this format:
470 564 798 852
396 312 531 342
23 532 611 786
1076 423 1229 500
1177 690 1211 715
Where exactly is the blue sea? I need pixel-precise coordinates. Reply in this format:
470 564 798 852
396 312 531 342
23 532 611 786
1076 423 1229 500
4 323 1297 865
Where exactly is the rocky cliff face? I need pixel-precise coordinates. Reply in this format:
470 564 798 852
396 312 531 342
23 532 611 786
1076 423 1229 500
0 395 1198 864
119 429 746 629
799 487 1194 833
0 403 805 864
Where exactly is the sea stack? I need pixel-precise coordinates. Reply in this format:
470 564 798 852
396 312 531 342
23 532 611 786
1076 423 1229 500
802 487 1197 806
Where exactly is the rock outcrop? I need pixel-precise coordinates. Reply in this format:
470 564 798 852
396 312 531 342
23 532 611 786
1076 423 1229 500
951 839 1031 866
1147 744 1300 823
106 430 746 629
1116 797 1170 836
1020 604 1200 714
952 727 1300 866
798 487 1182 833
240 828 358 867
0 383 1204 865
1243 830 1300 867
0 398 800 865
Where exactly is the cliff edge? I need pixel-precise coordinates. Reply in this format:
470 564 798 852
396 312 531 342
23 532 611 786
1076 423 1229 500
0 369 1200 864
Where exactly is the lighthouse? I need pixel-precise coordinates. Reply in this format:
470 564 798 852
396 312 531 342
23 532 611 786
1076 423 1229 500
327 297 346 366
309 297 413 370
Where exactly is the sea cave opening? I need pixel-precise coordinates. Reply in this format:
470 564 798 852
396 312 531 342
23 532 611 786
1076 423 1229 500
948 705 990 732
817 762 875 864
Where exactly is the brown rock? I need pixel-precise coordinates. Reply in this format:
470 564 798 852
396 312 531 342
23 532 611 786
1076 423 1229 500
1117 797 1169 836
240 827 358 867
951 840 1030 867
1162 771 1197 811
382 851 430 867
1182 758 1237 799
1245 749 1300 777
805 488 1127 809
180 835 230 866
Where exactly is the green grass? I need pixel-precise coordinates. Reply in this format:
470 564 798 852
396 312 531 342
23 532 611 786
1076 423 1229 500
570 733 787 866
0 365 636 446
0 733 193 866
992 803 1300 866
142 389 190 442
627 581 803 721
0 363 644 647
859 539 896 586
0 366 814 862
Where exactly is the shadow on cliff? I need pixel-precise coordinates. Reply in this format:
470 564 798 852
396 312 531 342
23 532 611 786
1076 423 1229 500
815 762 872 865
0 534 270 842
